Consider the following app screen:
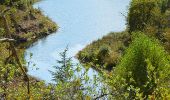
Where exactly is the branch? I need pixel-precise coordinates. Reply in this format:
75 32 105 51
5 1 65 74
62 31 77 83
0 38 16 43
1 11 31 97
93 93 109 100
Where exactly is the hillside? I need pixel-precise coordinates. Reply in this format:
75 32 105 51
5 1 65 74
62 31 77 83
0 0 58 47
0 1 58 99
77 0 170 71
0 0 170 99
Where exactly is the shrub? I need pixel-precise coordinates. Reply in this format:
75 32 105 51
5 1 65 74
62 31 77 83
110 32 170 99
127 0 168 36
96 45 110 65
128 0 156 32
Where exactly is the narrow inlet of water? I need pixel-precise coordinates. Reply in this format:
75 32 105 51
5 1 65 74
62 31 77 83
25 0 130 83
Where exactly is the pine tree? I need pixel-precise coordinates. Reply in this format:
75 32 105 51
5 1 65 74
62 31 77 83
50 47 73 83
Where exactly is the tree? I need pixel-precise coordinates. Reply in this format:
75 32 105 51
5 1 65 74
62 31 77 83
0 8 30 99
49 48 86 99
127 0 168 37
50 47 73 83
109 32 170 99
128 0 157 32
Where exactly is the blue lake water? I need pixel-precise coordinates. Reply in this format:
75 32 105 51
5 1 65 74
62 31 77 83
25 0 131 83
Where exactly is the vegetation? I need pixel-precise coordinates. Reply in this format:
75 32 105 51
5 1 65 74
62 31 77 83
107 33 170 99
0 45 109 99
78 0 170 71
77 31 130 71
0 0 58 99
77 0 170 99
0 0 58 47
0 0 170 99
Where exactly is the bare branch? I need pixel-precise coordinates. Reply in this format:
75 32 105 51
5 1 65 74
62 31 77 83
0 38 16 43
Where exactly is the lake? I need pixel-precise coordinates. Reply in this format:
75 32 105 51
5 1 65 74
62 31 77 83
25 0 130 83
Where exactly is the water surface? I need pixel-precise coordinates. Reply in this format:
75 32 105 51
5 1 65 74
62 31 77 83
25 0 130 83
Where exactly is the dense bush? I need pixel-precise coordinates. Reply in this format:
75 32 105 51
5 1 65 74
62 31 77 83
127 0 169 37
77 32 130 70
109 33 170 99
128 0 156 32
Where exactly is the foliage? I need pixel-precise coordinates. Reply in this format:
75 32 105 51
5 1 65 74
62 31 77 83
0 0 57 99
50 47 73 83
108 33 170 99
128 0 156 32
78 0 170 71
49 48 110 99
127 0 169 38
0 0 58 46
0 0 170 99
78 31 130 71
